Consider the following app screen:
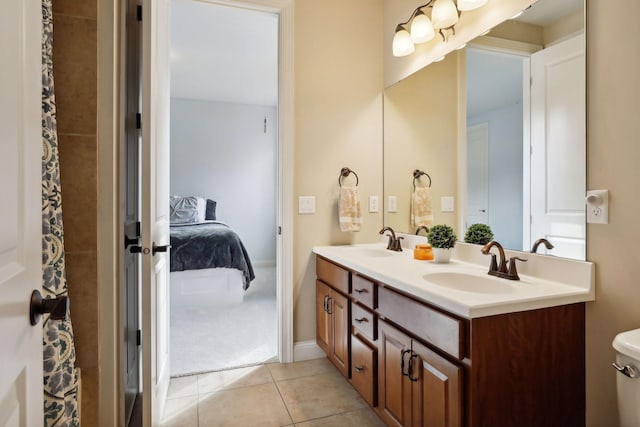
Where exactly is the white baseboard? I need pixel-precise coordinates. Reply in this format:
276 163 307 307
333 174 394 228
293 340 325 362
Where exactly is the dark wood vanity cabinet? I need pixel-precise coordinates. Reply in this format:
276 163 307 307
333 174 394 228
315 255 585 427
378 320 462 427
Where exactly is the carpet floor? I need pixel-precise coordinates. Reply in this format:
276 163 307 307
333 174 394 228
170 266 277 377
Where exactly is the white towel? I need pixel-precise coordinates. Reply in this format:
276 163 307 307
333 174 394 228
339 186 362 232
411 186 433 228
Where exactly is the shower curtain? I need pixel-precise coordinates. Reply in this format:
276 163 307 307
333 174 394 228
42 0 81 425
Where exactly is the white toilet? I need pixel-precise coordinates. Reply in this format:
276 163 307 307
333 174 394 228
613 328 640 426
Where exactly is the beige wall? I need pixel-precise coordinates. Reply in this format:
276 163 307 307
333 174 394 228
52 0 99 424
293 0 384 342
586 0 640 424
383 54 459 234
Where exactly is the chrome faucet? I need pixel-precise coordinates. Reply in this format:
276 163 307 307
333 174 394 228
481 240 527 280
379 227 404 252
531 238 554 253
415 225 430 236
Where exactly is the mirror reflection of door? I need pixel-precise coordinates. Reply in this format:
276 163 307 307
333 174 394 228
530 34 586 260
466 49 525 251
466 123 489 227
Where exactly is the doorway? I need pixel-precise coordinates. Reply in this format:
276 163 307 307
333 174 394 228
168 0 279 376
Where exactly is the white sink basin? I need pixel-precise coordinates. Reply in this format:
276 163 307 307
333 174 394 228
423 272 516 294
347 247 395 258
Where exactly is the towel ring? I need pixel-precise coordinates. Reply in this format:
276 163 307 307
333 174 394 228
413 169 431 189
339 167 359 187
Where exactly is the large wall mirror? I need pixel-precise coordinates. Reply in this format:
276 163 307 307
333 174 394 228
383 0 585 260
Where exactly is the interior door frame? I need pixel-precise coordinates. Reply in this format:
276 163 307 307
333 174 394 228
97 0 294 424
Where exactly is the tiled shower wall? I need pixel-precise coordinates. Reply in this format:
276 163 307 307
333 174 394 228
52 0 99 424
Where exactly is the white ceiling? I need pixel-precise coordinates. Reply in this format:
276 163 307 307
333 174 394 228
515 0 583 27
170 0 278 106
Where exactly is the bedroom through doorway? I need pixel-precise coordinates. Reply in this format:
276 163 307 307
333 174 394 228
168 0 279 377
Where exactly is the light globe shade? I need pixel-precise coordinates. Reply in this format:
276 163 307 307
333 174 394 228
457 0 489 11
392 27 415 57
410 12 435 43
431 0 459 29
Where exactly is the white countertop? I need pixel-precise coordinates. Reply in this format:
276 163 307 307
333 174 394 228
313 242 594 318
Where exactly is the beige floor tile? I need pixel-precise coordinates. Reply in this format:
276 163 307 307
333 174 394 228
161 396 198 427
198 382 293 426
167 376 198 399
276 371 367 423
198 365 274 394
267 357 335 381
294 408 385 426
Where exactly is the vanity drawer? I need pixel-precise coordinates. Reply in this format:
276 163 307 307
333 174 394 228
351 274 375 309
352 303 376 341
350 334 376 407
378 286 463 359
316 256 349 295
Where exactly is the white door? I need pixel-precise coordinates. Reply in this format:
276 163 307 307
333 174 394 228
0 1 44 425
141 0 172 424
530 34 585 259
466 123 489 228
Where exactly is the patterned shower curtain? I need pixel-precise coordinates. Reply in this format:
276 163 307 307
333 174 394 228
42 0 81 425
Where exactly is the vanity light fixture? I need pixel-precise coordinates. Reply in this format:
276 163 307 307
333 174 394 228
392 0 489 57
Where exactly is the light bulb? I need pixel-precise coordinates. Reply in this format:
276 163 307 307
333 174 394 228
457 0 489 12
431 0 459 29
392 26 415 57
410 11 435 44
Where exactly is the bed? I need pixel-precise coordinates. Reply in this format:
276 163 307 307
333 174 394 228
168 195 255 290
169 221 255 290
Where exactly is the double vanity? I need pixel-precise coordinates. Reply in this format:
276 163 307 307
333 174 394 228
313 239 594 427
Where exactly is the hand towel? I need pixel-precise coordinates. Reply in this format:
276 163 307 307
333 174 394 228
339 186 362 232
411 186 434 228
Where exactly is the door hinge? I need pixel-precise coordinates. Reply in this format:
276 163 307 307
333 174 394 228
278 226 282 235
530 76 533 87
136 329 141 346
136 113 141 129
136 5 142 21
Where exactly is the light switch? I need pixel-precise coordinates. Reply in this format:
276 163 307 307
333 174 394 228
369 196 379 213
441 196 455 212
388 196 397 213
298 196 315 214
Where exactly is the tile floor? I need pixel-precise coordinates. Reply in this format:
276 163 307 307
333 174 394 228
162 358 386 427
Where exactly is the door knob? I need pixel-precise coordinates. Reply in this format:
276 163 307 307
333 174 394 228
152 243 171 255
30 290 69 325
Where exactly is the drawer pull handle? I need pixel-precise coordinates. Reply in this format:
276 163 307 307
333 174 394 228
354 366 365 373
355 288 368 294
354 317 368 323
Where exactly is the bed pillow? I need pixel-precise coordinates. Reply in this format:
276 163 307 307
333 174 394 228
170 196 206 224
205 199 217 221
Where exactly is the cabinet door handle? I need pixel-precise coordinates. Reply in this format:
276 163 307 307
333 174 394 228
354 366 365 373
408 352 419 382
354 317 368 323
354 288 368 294
323 295 329 313
401 349 411 377
326 297 333 315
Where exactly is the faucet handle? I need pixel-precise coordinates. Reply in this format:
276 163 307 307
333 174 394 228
507 257 528 280
394 236 404 251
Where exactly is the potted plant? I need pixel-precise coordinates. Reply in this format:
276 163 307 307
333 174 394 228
426 224 457 263
464 223 494 245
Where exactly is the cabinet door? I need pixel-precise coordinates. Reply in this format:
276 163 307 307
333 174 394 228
316 280 331 355
330 290 350 378
411 340 462 427
378 320 413 427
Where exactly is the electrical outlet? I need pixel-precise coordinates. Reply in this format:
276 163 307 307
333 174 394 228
388 196 397 213
369 196 379 213
586 190 608 224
